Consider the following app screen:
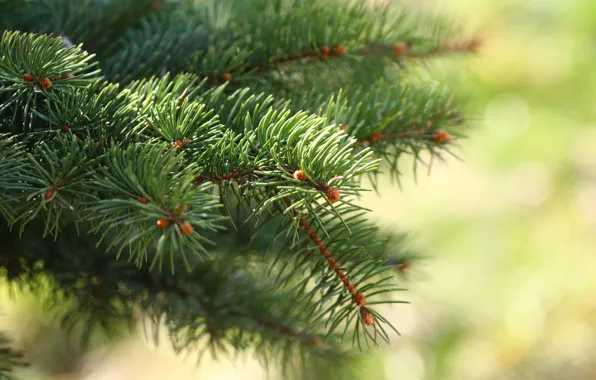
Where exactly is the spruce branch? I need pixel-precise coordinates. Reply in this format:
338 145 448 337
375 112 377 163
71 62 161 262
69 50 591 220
136 98 222 156
0 136 32 222
51 0 478 88
87 142 225 272
199 1 476 85
267 200 406 348
0 31 100 133
0 31 98 89
31 83 124 140
286 78 466 184
285 199 376 334
238 35 480 79
15 134 98 236
0 0 476 375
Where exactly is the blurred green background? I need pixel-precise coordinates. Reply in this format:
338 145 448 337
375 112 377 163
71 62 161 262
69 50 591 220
2 0 595 379
364 0 596 379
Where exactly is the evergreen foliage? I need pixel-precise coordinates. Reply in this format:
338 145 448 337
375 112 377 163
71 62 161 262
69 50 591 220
0 0 477 378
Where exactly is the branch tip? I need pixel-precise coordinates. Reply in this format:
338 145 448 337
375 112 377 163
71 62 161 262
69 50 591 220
286 200 369 319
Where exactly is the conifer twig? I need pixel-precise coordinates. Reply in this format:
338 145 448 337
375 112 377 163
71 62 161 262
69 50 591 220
283 198 375 329
194 36 480 84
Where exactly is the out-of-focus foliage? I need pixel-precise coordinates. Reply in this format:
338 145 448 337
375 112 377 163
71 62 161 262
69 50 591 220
363 0 596 379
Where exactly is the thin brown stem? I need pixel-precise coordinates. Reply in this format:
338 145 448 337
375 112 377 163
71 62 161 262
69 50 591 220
401 38 483 60
351 110 463 144
193 169 257 184
192 36 480 86
283 198 374 326
196 45 349 84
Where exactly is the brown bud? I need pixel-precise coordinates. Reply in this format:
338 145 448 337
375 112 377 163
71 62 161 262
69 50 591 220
332 45 346 55
362 309 375 326
44 189 55 200
40 78 52 89
433 129 452 143
392 43 409 55
156 219 170 229
293 170 307 181
369 131 384 143
326 187 340 203
328 257 338 269
354 292 367 306
180 222 194 236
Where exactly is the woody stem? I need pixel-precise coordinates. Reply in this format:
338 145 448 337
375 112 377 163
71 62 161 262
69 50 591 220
283 199 370 313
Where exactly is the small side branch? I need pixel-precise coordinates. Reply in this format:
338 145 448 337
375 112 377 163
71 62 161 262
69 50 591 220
247 44 348 73
405 38 483 59
285 199 374 327
192 36 480 85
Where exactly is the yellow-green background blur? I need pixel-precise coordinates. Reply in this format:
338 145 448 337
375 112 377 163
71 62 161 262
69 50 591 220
3 0 595 379
369 0 596 379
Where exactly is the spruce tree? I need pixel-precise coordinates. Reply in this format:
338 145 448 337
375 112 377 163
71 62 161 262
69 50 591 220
0 0 478 378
